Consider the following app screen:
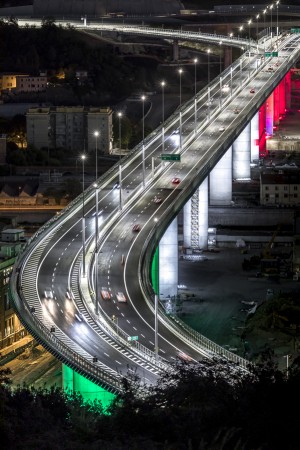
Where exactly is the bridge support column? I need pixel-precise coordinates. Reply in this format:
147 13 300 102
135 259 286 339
183 178 208 250
265 92 274 136
259 104 266 155
274 85 280 126
173 40 179 61
285 71 291 110
232 124 251 179
224 46 232 68
209 148 232 205
62 364 115 406
250 112 259 162
159 217 178 297
279 79 286 116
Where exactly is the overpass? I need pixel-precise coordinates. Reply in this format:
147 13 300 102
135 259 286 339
8 19 300 393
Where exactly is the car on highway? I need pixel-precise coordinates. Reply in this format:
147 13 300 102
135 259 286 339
250 88 255 94
113 183 120 189
177 351 193 363
44 288 53 300
116 292 127 303
74 312 84 322
233 108 240 114
221 84 230 93
171 177 181 184
153 196 162 204
65 289 73 300
132 224 140 232
101 287 110 300
219 126 225 132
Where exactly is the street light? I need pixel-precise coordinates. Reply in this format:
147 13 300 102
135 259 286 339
81 154 86 277
94 131 99 182
219 41 222 73
178 68 183 150
117 111 122 160
112 314 119 336
193 59 198 131
270 4 274 48
263 8 267 52
141 95 146 187
93 182 99 315
206 49 210 85
256 14 260 53
161 81 166 153
248 20 252 57
276 0 280 48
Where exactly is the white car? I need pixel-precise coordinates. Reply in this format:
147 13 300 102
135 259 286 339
101 287 110 300
219 126 225 132
44 289 53 299
116 292 127 303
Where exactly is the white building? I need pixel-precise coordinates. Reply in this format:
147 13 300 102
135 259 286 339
26 106 113 153
260 171 300 206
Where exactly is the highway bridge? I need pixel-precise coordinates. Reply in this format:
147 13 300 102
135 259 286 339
8 17 300 393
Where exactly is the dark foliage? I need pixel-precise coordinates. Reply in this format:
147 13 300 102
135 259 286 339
1 356 300 449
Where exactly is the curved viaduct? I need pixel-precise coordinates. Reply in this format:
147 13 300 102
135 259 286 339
8 19 300 393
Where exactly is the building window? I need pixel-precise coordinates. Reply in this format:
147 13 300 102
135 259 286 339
294 194 298 198
265 194 269 200
284 186 288 191
294 186 298 191
265 186 269 191
275 186 278 191
275 194 279 198
284 194 288 198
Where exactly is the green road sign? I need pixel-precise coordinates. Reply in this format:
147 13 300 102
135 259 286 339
272 51 278 57
160 153 181 161
265 52 272 57
128 336 139 341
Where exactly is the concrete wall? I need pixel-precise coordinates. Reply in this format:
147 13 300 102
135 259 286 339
209 207 295 228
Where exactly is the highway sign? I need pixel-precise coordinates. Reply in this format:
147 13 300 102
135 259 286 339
265 51 278 57
160 153 181 161
128 336 139 341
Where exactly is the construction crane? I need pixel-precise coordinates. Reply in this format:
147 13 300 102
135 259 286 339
260 225 281 277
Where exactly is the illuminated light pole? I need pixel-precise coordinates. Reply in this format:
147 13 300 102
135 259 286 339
178 68 183 151
193 58 198 132
93 182 99 315
94 130 99 182
219 41 222 74
239 25 243 40
154 294 158 362
117 111 122 160
141 95 146 186
248 20 252 56
161 81 165 153
229 32 233 38
206 49 210 84
81 154 86 277
263 8 267 52
256 14 260 53
276 1 279 48
270 4 274 49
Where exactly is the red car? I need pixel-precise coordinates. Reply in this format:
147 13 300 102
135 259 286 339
101 287 110 300
172 177 181 184
250 88 255 94
132 224 140 232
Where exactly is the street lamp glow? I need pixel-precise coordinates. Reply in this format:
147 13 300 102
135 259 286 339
117 111 122 160
141 95 146 186
81 154 87 277
178 69 183 150
161 81 166 153
93 181 99 314
219 41 222 73
94 131 99 182
207 49 210 85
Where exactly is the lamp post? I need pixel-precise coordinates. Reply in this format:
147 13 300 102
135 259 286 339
256 14 260 53
276 0 279 48
248 20 252 59
93 182 99 315
263 8 267 52
178 68 183 151
206 49 210 84
81 154 86 277
112 314 119 336
193 58 198 132
270 4 274 48
117 111 122 160
94 131 99 182
239 25 243 40
141 95 146 187
219 41 222 74
161 81 165 153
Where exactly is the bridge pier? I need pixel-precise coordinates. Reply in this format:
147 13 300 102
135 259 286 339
62 364 115 406
285 71 291 110
250 112 260 161
173 40 179 61
266 92 274 136
159 217 178 297
209 148 232 205
183 178 208 250
232 123 251 179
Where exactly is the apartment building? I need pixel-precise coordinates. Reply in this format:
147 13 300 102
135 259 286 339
26 106 113 153
260 171 300 206
0 73 47 93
